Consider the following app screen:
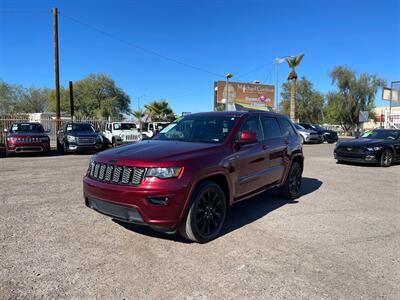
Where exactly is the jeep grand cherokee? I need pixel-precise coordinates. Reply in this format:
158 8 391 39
83 111 304 243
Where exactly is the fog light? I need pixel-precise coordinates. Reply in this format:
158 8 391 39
69 145 78 150
147 196 169 206
365 155 375 161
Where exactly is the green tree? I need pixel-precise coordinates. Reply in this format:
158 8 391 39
0 81 23 114
14 87 50 113
72 74 130 119
285 53 305 121
324 66 385 132
280 76 324 123
132 109 145 130
144 100 175 122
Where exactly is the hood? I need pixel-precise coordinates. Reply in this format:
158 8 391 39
337 138 392 147
8 132 48 137
95 140 222 163
117 130 140 135
67 131 98 137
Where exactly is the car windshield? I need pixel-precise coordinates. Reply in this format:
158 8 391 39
311 124 325 131
10 123 44 133
114 123 136 130
154 115 239 143
295 124 305 130
66 123 95 132
362 130 399 140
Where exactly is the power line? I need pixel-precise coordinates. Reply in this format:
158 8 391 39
59 12 225 78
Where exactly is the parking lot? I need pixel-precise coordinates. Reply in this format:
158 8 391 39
0 143 399 299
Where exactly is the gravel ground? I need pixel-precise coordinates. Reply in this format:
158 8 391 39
0 143 399 299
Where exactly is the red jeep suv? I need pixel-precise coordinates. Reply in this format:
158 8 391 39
84 111 304 243
5 122 50 156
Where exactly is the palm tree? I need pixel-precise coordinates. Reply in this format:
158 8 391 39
285 53 305 121
144 100 174 122
132 109 145 130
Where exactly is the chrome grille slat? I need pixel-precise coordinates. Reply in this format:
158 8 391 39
94 163 100 178
104 165 114 181
98 164 106 180
77 137 95 145
132 168 145 185
121 167 132 184
112 166 123 183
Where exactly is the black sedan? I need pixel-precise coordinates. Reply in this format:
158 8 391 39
299 123 338 143
334 129 400 167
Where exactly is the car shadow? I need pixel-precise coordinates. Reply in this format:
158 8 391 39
113 177 323 243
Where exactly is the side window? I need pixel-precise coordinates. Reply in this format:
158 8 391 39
279 118 296 137
261 116 282 140
237 116 263 141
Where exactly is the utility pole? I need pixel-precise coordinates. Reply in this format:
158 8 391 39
53 8 61 136
69 81 74 121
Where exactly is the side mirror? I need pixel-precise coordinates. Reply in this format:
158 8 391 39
236 131 257 146
4 128 8 133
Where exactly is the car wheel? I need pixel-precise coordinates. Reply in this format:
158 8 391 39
280 161 302 199
179 181 227 243
63 141 69 154
380 149 393 167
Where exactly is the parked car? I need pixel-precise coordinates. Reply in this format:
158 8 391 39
103 122 142 147
334 128 400 167
299 123 338 143
141 121 170 139
83 111 304 243
4 122 50 156
57 122 103 154
294 124 321 143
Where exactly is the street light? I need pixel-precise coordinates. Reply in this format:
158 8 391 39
225 73 233 111
274 56 293 112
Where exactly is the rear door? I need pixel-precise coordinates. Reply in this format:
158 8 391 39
232 115 266 197
278 117 299 171
260 115 286 184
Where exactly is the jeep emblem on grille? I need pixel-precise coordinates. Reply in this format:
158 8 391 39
109 159 118 163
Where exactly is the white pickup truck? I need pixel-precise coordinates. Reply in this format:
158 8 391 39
103 122 142 147
141 122 170 139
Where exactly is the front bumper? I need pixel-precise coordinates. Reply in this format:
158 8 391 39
83 176 189 230
7 141 50 153
66 142 103 152
334 151 378 163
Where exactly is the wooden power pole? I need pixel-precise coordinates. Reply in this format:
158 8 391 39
69 81 74 121
53 7 61 135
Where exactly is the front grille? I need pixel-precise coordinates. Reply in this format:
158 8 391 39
337 147 364 154
77 137 95 145
89 161 145 185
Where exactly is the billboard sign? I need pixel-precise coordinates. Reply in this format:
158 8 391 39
214 81 274 111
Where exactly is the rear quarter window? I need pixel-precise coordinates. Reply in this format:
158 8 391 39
279 118 296 136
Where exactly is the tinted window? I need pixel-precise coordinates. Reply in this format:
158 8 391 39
362 129 399 140
66 123 95 132
279 118 296 136
156 115 239 143
237 116 263 141
261 116 281 140
11 123 44 133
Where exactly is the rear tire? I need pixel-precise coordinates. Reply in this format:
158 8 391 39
380 149 393 167
63 141 69 155
179 181 227 243
279 161 302 199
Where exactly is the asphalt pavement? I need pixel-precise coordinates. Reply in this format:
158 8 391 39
0 143 399 299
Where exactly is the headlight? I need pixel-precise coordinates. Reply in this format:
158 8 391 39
145 167 183 179
366 146 382 151
67 135 76 142
303 132 310 136
6 137 16 141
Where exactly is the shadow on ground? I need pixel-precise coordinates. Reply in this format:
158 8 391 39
114 177 323 243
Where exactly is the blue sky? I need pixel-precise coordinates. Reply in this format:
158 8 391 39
1 0 399 114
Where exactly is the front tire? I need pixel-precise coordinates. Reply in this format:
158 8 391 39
179 181 227 243
380 149 393 167
280 161 302 199
63 141 69 155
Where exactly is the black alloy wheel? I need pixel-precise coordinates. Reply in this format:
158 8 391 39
280 161 302 199
179 182 226 243
380 149 393 167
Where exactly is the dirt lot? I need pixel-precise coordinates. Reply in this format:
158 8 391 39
0 143 399 299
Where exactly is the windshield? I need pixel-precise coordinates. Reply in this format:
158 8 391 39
10 123 44 133
295 124 305 130
311 124 325 131
113 123 136 130
362 130 399 140
154 115 239 143
66 123 95 132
